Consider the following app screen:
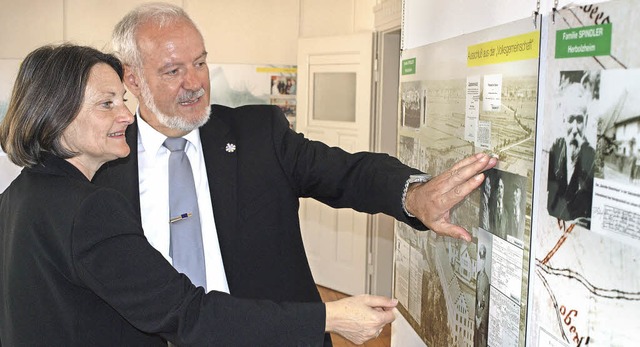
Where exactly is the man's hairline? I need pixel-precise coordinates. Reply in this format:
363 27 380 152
127 19 207 77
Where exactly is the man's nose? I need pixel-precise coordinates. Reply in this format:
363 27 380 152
183 68 202 90
568 121 578 131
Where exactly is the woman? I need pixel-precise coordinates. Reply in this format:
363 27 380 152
0 44 395 346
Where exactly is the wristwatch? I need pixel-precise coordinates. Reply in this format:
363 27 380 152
402 174 431 217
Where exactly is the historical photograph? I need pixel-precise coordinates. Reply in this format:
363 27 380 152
547 70 599 230
594 69 640 184
480 169 527 242
400 81 423 129
474 231 493 347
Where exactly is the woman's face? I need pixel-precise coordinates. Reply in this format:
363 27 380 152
62 63 133 176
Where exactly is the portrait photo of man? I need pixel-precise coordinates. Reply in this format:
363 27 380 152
479 168 527 242
490 176 507 239
474 242 491 347
547 71 598 229
507 184 525 239
479 174 492 231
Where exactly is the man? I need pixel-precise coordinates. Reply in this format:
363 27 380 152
94 3 496 345
480 174 491 230
0 43 396 347
474 244 490 347
508 184 525 239
547 82 595 229
490 177 507 239
630 149 639 182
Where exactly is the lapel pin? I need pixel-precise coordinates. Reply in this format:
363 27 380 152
225 143 236 153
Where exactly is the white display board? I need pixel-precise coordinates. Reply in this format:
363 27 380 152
395 1 640 346
394 17 539 347
528 2 640 346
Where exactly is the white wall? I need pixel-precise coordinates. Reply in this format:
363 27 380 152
0 0 373 63
403 0 608 50
190 0 300 64
0 0 65 59
0 0 376 186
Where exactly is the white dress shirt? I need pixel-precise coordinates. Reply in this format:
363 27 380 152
136 112 229 293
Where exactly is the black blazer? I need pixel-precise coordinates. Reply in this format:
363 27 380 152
547 138 594 228
0 154 324 346
93 104 425 344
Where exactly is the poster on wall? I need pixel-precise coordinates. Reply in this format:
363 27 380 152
395 18 539 347
528 1 640 346
209 64 297 129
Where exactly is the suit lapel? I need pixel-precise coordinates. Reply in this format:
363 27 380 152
199 115 237 252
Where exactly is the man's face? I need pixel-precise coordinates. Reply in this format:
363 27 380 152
564 110 586 149
497 178 504 203
484 177 491 197
513 187 522 214
134 19 211 135
560 83 589 150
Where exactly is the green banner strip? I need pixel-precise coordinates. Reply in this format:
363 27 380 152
402 58 416 75
555 23 612 59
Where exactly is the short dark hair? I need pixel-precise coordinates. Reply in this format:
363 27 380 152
0 44 123 167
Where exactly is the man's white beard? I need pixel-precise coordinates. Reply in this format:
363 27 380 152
566 135 584 165
139 77 210 132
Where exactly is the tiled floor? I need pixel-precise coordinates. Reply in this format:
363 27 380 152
317 285 391 347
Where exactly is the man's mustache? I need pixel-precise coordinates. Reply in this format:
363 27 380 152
178 88 206 103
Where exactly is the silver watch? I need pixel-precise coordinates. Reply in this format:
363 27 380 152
402 174 431 217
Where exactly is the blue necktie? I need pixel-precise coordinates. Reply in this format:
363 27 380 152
164 137 206 290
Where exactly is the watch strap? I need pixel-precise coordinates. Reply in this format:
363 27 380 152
402 174 431 217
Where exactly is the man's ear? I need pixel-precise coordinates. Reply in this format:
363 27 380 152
123 65 142 99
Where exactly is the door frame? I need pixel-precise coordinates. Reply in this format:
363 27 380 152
368 27 402 297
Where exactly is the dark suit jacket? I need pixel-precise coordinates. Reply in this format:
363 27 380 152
547 138 595 228
93 104 426 345
489 202 507 239
0 154 324 346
